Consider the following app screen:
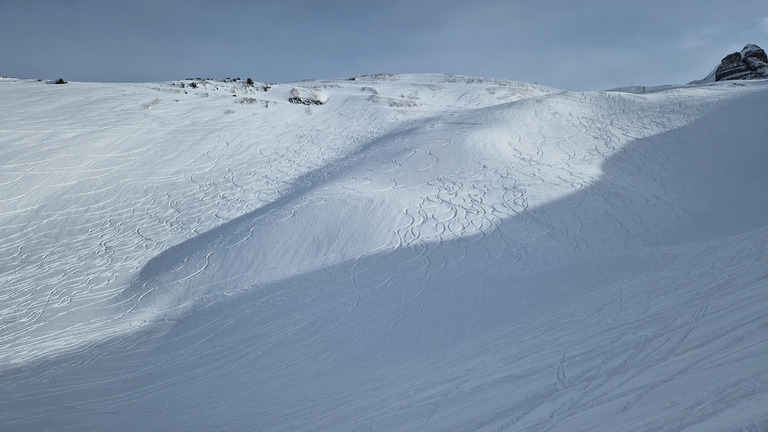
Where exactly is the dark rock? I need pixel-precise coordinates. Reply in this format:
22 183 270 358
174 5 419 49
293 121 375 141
288 96 325 106
288 88 327 105
742 44 768 72
716 53 752 81
54 78 68 84
714 44 768 81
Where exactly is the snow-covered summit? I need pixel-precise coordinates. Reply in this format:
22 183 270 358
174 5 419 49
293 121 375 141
1 73 767 432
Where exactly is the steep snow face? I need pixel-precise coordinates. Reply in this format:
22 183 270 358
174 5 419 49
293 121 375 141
1 75 767 432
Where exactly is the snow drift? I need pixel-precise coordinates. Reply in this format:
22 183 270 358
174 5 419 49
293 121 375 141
0 73 767 431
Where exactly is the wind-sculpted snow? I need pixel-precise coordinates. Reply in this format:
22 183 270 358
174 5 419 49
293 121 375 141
0 74 767 431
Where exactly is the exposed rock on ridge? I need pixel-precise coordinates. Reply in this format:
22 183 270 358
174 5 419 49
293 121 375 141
715 44 768 81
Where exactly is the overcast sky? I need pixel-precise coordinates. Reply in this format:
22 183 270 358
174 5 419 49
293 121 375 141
1 0 767 90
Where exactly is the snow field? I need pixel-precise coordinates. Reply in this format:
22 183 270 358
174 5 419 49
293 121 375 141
0 74 766 431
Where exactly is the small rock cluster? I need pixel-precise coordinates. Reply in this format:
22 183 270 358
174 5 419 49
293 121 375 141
288 88 327 105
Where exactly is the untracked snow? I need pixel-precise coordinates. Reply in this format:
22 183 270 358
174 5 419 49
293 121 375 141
0 74 766 431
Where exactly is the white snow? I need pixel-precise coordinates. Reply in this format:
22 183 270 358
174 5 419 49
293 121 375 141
0 74 766 431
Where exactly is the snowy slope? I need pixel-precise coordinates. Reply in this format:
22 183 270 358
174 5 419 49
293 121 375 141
0 74 767 431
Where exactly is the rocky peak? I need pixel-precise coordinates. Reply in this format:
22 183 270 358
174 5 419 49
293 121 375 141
714 44 768 81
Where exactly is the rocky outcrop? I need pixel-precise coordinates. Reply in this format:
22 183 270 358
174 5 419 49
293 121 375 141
742 44 768 71
715 53 752 81
714 44 768 81
288 87 327 105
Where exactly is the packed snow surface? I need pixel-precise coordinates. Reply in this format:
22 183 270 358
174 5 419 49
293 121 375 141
1 74 767 431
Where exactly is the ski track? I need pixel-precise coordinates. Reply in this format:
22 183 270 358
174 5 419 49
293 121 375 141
1 75 767 431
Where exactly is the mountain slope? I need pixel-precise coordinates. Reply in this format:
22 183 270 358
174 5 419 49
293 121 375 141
1 74 767 431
